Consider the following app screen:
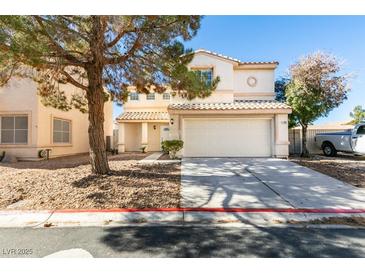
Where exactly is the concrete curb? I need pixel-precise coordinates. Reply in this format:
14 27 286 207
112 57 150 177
0 208 364 227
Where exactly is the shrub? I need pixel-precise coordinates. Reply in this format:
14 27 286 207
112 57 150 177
161 140 183 159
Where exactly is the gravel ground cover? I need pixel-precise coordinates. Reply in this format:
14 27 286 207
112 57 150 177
0 152 180 210
291 154 365 188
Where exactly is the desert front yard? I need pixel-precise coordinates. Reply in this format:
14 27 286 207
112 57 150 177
0 153 180 210
291 155 365 188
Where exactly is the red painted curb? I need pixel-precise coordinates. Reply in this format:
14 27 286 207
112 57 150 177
52 208 365 214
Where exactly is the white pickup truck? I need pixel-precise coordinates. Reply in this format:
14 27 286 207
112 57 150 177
315 123 365 156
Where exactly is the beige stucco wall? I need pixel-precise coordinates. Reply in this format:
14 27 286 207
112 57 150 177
274 114 289 157
0 78 39 158
118 122 169 152
0 78 113 159
124 123 141 152
122 52 277 110
233 69 275 93
123 90 171 112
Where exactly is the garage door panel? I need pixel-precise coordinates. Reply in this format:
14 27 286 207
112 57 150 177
183 119 271 157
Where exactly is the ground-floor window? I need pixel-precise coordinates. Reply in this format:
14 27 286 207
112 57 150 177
0 115 28 144
53 118 71 144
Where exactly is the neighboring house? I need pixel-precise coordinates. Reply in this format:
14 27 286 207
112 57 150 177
0 78 113 160
116 49 292 157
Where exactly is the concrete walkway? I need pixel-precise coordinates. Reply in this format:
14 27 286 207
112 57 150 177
181 158 365 209
138 152 180 164
138 152 163 163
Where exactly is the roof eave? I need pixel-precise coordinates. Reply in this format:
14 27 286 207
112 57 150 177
235 63 278 70
168 108 292 115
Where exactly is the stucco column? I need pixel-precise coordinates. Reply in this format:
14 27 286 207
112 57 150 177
118 122 126 153
274 114 290 158
169 114 180 139
141 122 148 151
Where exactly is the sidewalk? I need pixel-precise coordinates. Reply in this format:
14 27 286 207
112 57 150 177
138 152 180 164
1 208 365 228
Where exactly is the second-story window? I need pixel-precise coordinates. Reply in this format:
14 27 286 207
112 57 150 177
129 92 139 101
146 93 155 100
194 68 213 85
162 93 170 100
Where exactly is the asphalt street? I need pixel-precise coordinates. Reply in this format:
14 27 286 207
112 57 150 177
1 225 365 258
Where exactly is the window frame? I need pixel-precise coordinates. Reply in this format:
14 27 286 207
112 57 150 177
356 125 365 135
129 92 139 101
162 93 171 100
191 67 214 85
0 114 29 145
146 93 156 100
52 117 72 145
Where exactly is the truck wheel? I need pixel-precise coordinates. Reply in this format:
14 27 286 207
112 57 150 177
322 143 337 157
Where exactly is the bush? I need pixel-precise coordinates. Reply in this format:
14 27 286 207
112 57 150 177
161 140 183 159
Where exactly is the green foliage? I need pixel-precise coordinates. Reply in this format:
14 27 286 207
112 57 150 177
161 140 183 159
274 78 298 128
350 105 365 124
284 51 351 156
0 16 218 110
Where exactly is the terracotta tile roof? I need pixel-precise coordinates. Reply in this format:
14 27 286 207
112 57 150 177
117 111 169 121
194 49 279 65
168 100 291 111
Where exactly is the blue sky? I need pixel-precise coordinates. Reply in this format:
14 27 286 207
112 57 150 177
114 16 365 124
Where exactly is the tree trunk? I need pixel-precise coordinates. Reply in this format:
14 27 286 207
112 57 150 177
85 16 110 175
301 124 309 157
86 67 110 175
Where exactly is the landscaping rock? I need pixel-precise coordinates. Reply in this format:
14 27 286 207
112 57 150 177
0 152 180 210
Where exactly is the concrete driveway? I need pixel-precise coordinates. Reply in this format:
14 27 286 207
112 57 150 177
181 158 365 209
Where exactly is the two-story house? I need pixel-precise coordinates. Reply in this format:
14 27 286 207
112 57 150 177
116 49 292 158
0 78 114 160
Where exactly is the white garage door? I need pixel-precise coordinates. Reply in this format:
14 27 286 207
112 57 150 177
183 118 272 157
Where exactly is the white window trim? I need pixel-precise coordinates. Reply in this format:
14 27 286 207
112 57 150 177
0 114 29 145
162 93 171 100
146 93 156 100
129 92 139 101
191 67 214 85
52 117 72 145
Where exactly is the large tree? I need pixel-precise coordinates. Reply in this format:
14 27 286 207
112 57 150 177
0 16 219 174
285 52 351 157
274 77 298 128
349 105 365 124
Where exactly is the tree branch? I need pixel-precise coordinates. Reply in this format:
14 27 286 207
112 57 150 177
33 16 84 66
106 18 180 49
60 70 88 91
105 34 142 65
106 17 135 48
